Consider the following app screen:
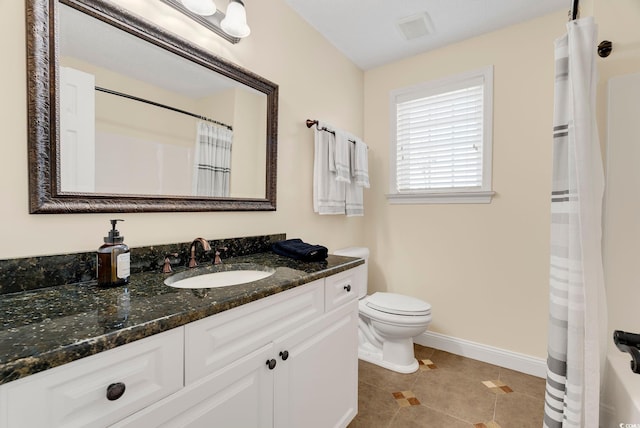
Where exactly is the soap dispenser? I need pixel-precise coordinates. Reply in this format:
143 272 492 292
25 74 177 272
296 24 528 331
97 219 130 287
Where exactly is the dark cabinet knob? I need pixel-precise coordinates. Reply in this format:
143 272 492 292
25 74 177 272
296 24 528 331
344 284 351 292
279 350 289 361
106 382 126 401
266 359 277 370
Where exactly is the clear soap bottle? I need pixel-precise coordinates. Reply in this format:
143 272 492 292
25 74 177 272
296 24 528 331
97 219 130 287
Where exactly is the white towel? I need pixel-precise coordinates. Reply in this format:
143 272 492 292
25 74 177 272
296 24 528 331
345 141 361 216
345 182 364 216
334 130 351 183
313 121 346 215
345 137 369 216
352 138 370 188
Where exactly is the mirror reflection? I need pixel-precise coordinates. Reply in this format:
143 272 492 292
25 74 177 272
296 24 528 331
58 3 267 199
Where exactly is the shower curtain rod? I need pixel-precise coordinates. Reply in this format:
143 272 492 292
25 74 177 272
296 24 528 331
95 86 233 131
305 119 358 145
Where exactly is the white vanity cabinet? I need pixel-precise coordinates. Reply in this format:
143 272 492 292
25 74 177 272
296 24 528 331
116 272 359 428
0 266 362 428
0 327 184 428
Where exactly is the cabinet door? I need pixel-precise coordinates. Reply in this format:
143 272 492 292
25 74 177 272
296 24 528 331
112 344 275 428
273 300 358 428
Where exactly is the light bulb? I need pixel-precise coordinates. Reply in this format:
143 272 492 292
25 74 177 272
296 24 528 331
221 0 250 38
181 0 217 16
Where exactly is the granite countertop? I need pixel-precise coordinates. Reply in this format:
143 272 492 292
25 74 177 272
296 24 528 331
0 252 363 386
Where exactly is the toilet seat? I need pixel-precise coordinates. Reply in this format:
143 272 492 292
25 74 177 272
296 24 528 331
359 294 432 329
366 292 431 316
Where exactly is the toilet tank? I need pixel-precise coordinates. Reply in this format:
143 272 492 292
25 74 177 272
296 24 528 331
333 247 369 299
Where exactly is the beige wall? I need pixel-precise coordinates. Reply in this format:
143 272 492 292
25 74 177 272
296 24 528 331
359 0 640 361
363 12 564 359
62 57 197 195
63 57 199 149
229 88 267 198
0 0 365 259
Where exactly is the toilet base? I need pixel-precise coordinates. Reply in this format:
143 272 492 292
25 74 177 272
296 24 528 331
358 342 419 374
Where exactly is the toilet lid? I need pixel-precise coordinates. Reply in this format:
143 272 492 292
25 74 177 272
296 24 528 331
366 292 431 316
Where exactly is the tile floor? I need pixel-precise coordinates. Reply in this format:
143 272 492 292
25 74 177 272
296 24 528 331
348 344 546 428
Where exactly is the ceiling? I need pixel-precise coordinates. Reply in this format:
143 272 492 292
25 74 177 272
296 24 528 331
284 0 569 70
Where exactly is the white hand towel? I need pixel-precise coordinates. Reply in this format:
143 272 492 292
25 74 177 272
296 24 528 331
345 141 363 216
345 182 364 216
313 121 346 215
334 130 351 183
352 138 370 188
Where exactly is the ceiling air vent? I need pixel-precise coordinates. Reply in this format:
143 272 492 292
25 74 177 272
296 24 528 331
396 12 434 41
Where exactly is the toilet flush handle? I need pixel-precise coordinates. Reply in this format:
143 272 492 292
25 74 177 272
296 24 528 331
344 284 351 292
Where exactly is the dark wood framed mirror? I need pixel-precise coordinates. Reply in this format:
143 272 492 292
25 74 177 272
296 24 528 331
26 0 278 213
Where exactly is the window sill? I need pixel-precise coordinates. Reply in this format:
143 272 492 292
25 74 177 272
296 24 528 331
386 191 495 205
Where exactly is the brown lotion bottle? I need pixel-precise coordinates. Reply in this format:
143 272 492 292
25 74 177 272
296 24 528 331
97 219 130 287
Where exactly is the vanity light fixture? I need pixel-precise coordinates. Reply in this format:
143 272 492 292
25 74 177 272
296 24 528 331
160 0 251 44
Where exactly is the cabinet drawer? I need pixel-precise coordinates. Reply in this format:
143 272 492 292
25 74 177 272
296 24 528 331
324 266 363 312
185 280 324 383
112 344 275 428
0 328 183 428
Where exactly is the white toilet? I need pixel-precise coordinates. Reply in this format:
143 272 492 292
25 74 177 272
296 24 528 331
334 247 432 374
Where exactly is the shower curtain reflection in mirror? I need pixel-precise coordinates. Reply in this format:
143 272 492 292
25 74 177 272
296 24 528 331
192 121 233 197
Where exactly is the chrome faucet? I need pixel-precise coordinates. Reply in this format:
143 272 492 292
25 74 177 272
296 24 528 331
189 238 211 268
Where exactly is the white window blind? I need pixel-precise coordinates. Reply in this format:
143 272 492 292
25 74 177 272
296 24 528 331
397 84 483 190
389 67 494 204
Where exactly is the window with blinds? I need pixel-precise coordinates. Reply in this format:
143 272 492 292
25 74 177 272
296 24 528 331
388 66 494 204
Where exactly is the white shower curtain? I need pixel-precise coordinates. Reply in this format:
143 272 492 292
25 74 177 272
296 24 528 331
192 121 233 197
544 17 607 428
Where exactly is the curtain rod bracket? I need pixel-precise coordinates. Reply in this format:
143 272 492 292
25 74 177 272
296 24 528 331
598 40 613 58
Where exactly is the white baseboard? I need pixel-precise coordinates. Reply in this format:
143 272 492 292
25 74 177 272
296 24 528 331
414 331 547 378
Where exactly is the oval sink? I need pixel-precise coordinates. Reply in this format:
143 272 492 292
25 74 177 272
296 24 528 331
165 269 274 289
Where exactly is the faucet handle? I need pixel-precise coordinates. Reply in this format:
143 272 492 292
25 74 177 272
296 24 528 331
163 253 178 273
214 247 228 265
614 330 640 374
